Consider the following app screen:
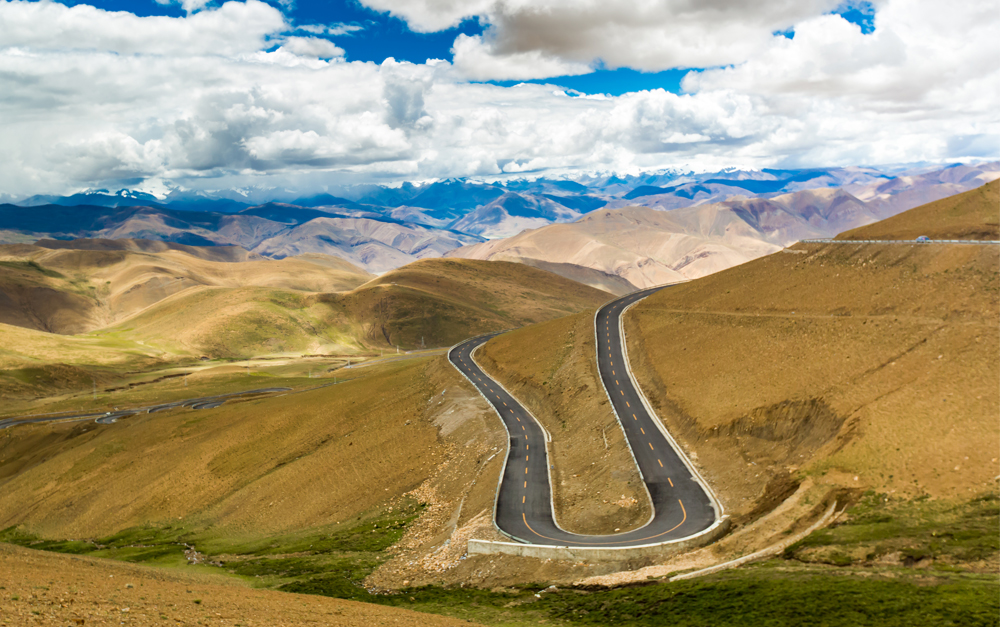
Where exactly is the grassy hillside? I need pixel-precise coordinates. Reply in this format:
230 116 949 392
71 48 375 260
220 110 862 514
0 241 373 334
469 185 998 581
0 320 170 406
325 258 612 350
0 247 608 357
0 543 482 627
104 286 361 359
837 178 999 241
0 253 610 414
0 356 505 539
99 257 610 359
625 229 997 511
0 186 996 620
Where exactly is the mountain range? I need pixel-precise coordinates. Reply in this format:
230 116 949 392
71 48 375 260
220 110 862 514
447 163 1000 291
2 162 997 276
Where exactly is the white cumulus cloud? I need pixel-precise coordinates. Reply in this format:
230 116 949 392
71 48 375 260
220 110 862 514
1 0 288 56
366 0 848 79
451 33 590 80
0 0 995 198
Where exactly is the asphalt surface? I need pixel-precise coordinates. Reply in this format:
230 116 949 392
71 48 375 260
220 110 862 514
800 238 999 245
449 286 717 547
0 387 292 430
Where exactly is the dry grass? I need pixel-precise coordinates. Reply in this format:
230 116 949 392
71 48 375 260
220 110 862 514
0 352 554 589
0 255 609 409
327 258 612 350
0 357 448 538
106 286 360 358
838 179 999 241
475 312 652 535
0 322 160 370
0 244 373 335
0 543 480 626
624 240 998 515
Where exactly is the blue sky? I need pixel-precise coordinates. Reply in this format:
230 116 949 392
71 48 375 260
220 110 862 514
41 1 878 96
53 0 485 63
0 0 994 197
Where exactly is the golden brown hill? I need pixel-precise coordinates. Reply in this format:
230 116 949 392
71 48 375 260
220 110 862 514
475 186 997 542
104 286 361 358
0 353 579 592
624 241 997 514
837 178 999 241
0 241 372 334
97 257 610 359
325 258 612 350
0 357 502 539
34 237 264 262
0 543 481 627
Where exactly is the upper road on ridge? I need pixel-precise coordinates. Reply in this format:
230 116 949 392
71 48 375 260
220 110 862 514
449 286 718 547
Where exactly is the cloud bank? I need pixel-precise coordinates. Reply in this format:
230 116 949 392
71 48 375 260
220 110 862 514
0 0 996 197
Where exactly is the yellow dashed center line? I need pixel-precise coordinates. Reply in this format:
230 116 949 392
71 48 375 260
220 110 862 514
633 414 637 420
620 390 624 396
640 428 645 434
648 442 654 450
522 496 525 503
668 478 674 487
658 459 663 468
626 401 630 408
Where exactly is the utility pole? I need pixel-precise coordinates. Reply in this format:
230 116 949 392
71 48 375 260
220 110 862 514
92 379 96 402
421 336 425 349
396 345 399 354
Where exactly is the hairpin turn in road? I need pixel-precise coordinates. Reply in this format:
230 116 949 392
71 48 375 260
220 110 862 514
449 286 720 547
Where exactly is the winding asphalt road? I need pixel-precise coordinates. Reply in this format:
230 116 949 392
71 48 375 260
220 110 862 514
449 286 719 547
0 387 292 430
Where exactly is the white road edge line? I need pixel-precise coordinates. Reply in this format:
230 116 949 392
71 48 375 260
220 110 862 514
447 335 530 545
592 293 657 530
619 294 725 520
449 288 732 551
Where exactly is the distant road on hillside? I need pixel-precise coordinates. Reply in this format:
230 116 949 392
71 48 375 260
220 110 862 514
0 387 293 430
801 238 1000 244
449 287 721 547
